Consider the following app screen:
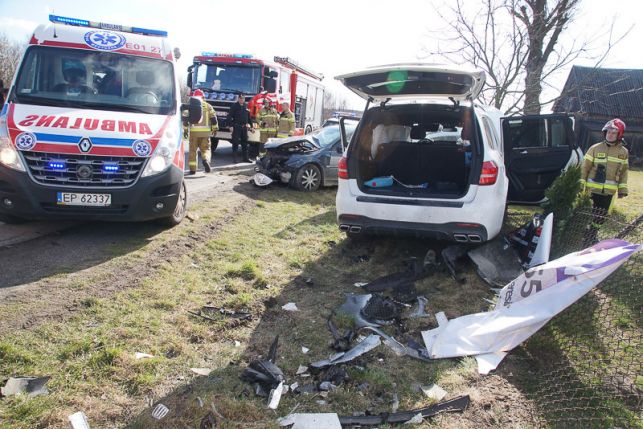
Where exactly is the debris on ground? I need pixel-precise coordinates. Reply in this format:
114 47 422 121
68 411 91 429
188 305 252 323
423 239 641 374
278 413 342 428
337 395 470 425
408 296 430 318
253 172 273 187
296 365 309 375
241 336 286 407
268 381 285 410
282 302 299 312
338 294 404 328
361 326 430 362
310 334 381 369
508 212 553 268
134 352 154 360
441 245 468 283
0 376 50 397
327 315 355 352
468 238 524 288
151 403 169 420
190 368 213 376
301 346 310 354
421 383 447 401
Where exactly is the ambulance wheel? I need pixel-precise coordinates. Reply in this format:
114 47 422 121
0 213 27 224
210 137 219 152
294 164 321 192
160 180 188 226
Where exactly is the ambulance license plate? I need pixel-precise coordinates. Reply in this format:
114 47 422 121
57 192 111 206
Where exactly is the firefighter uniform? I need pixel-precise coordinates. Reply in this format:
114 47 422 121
257 104 279 143
188 97 218 174
580 121 629 245
581 140 629 201
277 106 296 138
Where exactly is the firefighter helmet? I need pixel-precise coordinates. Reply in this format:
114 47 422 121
602 118 626 140
191 89 205 98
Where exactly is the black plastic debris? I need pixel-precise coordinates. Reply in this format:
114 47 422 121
338 395 470 426
1 376 50 397
468 237 524 288
327 316 356 352
361 295 404 323
240 336 284 392
361 254 436 298
441 245 468 283
188 306 252 323
338 294 405 328
321 366 348 386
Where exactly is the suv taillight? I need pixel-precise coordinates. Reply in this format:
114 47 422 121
338 156 348 179
479 161 498 186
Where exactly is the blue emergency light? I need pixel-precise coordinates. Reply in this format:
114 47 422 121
49 14 168 37
102 164 120 172
48 161 66 170
200 52 253 59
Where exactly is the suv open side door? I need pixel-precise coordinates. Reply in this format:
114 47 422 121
502 114 581 203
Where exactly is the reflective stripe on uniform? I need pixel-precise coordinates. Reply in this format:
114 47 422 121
586 181 618 191
607 156 628 165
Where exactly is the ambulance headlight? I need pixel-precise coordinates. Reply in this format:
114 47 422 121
142 130 177 177
0 123 26 172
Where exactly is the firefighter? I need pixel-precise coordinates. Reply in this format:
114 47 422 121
580 118 629 244
229 93 253 163
187 89 218 175
257 96 279 146
277 101 296 138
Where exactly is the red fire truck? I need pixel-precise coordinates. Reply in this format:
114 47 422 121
187 53 324 150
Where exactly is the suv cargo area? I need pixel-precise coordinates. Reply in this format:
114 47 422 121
349 103 481 198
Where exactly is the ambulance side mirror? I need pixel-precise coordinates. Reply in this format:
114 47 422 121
181 97 203 125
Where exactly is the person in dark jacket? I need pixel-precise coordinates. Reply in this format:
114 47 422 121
229 93 253 163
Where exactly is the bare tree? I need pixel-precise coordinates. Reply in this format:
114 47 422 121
0 33 27 91
323 89 348 119
422 0 629 114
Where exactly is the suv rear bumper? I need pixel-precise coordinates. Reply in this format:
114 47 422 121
337 214 488 242
0 165 183 222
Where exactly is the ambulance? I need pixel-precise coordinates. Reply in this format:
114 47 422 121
0 15 194 225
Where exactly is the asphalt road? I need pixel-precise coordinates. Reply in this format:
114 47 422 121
0 139 253 248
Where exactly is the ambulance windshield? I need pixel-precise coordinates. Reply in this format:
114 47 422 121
193 63 260 95
13 46 176 115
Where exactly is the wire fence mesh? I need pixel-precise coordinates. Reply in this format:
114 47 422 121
509 208 642 428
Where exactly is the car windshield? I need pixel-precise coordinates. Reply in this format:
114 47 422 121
311 122 357 148
13 46 176 115
194 63 260 94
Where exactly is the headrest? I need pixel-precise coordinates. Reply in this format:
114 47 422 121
136 70 155 86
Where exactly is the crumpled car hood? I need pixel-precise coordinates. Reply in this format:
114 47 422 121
264 136 319 154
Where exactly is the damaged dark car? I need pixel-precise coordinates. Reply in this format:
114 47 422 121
255 122 357 191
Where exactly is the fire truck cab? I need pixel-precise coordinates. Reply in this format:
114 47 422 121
0 15 193 225
187 53 324 150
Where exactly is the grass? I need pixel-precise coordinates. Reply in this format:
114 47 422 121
0 176 639 428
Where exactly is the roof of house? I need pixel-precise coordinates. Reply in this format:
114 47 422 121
552 66 643 118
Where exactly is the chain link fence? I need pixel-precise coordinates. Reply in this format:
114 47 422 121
509 209 642 428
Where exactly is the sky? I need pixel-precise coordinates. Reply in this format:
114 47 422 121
0 0 641 112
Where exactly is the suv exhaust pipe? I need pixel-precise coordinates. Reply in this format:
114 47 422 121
349 226 362 233
453 234 468 242
339 224 350 232
467 234 482 243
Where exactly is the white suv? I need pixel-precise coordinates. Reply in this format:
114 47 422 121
334 64 581 242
